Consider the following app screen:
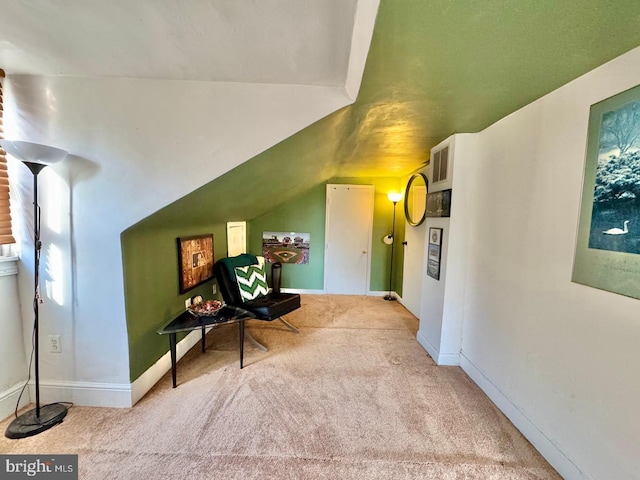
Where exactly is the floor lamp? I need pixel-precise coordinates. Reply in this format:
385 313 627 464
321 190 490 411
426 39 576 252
383 192 403 301
0 140 69 439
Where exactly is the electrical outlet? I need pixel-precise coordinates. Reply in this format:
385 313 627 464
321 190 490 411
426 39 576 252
212 283 217 295
49 335 61 353
184 298 192 309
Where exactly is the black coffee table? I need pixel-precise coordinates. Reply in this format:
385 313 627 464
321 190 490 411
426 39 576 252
157 305 255 387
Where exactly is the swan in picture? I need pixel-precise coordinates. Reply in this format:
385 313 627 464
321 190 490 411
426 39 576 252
602 220 630 235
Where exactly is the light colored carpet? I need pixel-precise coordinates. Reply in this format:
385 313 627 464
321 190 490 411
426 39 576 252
0 295 560 479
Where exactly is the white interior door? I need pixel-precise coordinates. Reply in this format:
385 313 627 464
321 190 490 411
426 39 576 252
226 221 246 257
324 184 374 294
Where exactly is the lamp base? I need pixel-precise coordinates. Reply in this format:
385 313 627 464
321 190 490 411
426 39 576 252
5 403 68 439
383 295 397 301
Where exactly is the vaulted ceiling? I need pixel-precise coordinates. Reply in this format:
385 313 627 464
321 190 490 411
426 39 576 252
0 0 356 85
3 0 640 188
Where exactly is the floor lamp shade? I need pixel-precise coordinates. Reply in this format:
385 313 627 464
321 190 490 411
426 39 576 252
0 140 69 439
0 140 68 170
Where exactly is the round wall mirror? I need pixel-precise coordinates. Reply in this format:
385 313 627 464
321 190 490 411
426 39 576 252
404 173 428 226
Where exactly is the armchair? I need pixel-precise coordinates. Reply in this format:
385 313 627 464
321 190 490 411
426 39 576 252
214 254 300 350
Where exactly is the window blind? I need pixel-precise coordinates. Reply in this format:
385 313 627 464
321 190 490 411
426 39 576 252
0 68 16 245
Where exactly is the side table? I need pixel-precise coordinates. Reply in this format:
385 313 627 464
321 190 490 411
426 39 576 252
157 305 255 387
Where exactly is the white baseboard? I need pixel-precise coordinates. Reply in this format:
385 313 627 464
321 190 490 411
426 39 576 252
282 289 403 298
460 352 591 480
397 296 413 313
436 352 460 366
27 322 272 409
9 327 215 410
35 380 132 408
368 290 387 296
416 330 459 365
0 382 31 421
131 327 210 406
281 288 326 294
368 290 402 301
417 329 439 361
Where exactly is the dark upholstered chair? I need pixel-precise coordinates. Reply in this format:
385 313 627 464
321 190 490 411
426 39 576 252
214 254 300 350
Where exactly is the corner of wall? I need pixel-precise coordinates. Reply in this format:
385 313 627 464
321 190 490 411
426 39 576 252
416 328 439 361
131 327 210 406
344 0 381 101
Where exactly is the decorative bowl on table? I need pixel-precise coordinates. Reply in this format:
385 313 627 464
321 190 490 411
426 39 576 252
188 299 225 317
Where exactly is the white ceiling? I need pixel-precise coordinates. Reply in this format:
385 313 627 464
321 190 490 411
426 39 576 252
0 0 358 85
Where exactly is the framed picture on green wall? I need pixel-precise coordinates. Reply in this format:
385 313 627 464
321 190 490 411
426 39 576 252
262 231 310 264
177 234 214 294
573 83 640 299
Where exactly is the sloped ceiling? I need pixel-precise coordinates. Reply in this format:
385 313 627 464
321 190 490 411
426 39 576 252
133 0 640 229
334 0 640 176
3 0 640 228
0 0 356 85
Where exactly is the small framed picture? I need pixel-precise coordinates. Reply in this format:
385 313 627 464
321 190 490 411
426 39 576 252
429 227 442 246
427 227 443 280
426 189 452 217
177 234 214 294
262 231 310 264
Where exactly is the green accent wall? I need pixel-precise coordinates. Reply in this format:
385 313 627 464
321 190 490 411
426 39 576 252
122 222 227 381
247 184 326 290
122 176 406 381
247 177 405 293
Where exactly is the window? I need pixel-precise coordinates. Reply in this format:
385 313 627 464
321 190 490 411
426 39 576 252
0 68 16 246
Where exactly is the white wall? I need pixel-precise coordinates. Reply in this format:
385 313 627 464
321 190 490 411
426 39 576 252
417 134 474 366
460 47 640 479
4 76 353 406
400 166 428 317
0 260 30 420
417 137 451 360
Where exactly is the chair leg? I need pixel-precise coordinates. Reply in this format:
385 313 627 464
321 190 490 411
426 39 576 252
278 316 299 333
245 330 268 352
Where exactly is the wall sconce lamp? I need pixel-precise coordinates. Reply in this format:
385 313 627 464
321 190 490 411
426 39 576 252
383 192 403 301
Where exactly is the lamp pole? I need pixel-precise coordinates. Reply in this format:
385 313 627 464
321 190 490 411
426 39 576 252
30 162 44 419
384 193 402 301
1 141 69 439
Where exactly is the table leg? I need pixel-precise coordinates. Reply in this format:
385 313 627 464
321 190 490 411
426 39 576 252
169 333 177 388
239 320 245 369
201 325 206 353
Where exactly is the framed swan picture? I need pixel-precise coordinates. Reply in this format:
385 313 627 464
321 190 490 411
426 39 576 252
572 83 640 300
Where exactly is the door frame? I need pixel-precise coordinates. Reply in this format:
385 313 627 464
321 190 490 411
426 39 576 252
226 221 247 257
323 184 374 295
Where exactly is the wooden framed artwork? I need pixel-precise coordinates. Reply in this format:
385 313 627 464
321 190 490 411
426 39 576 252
177 234 214 294
573 83 640 299
427 227 443 280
